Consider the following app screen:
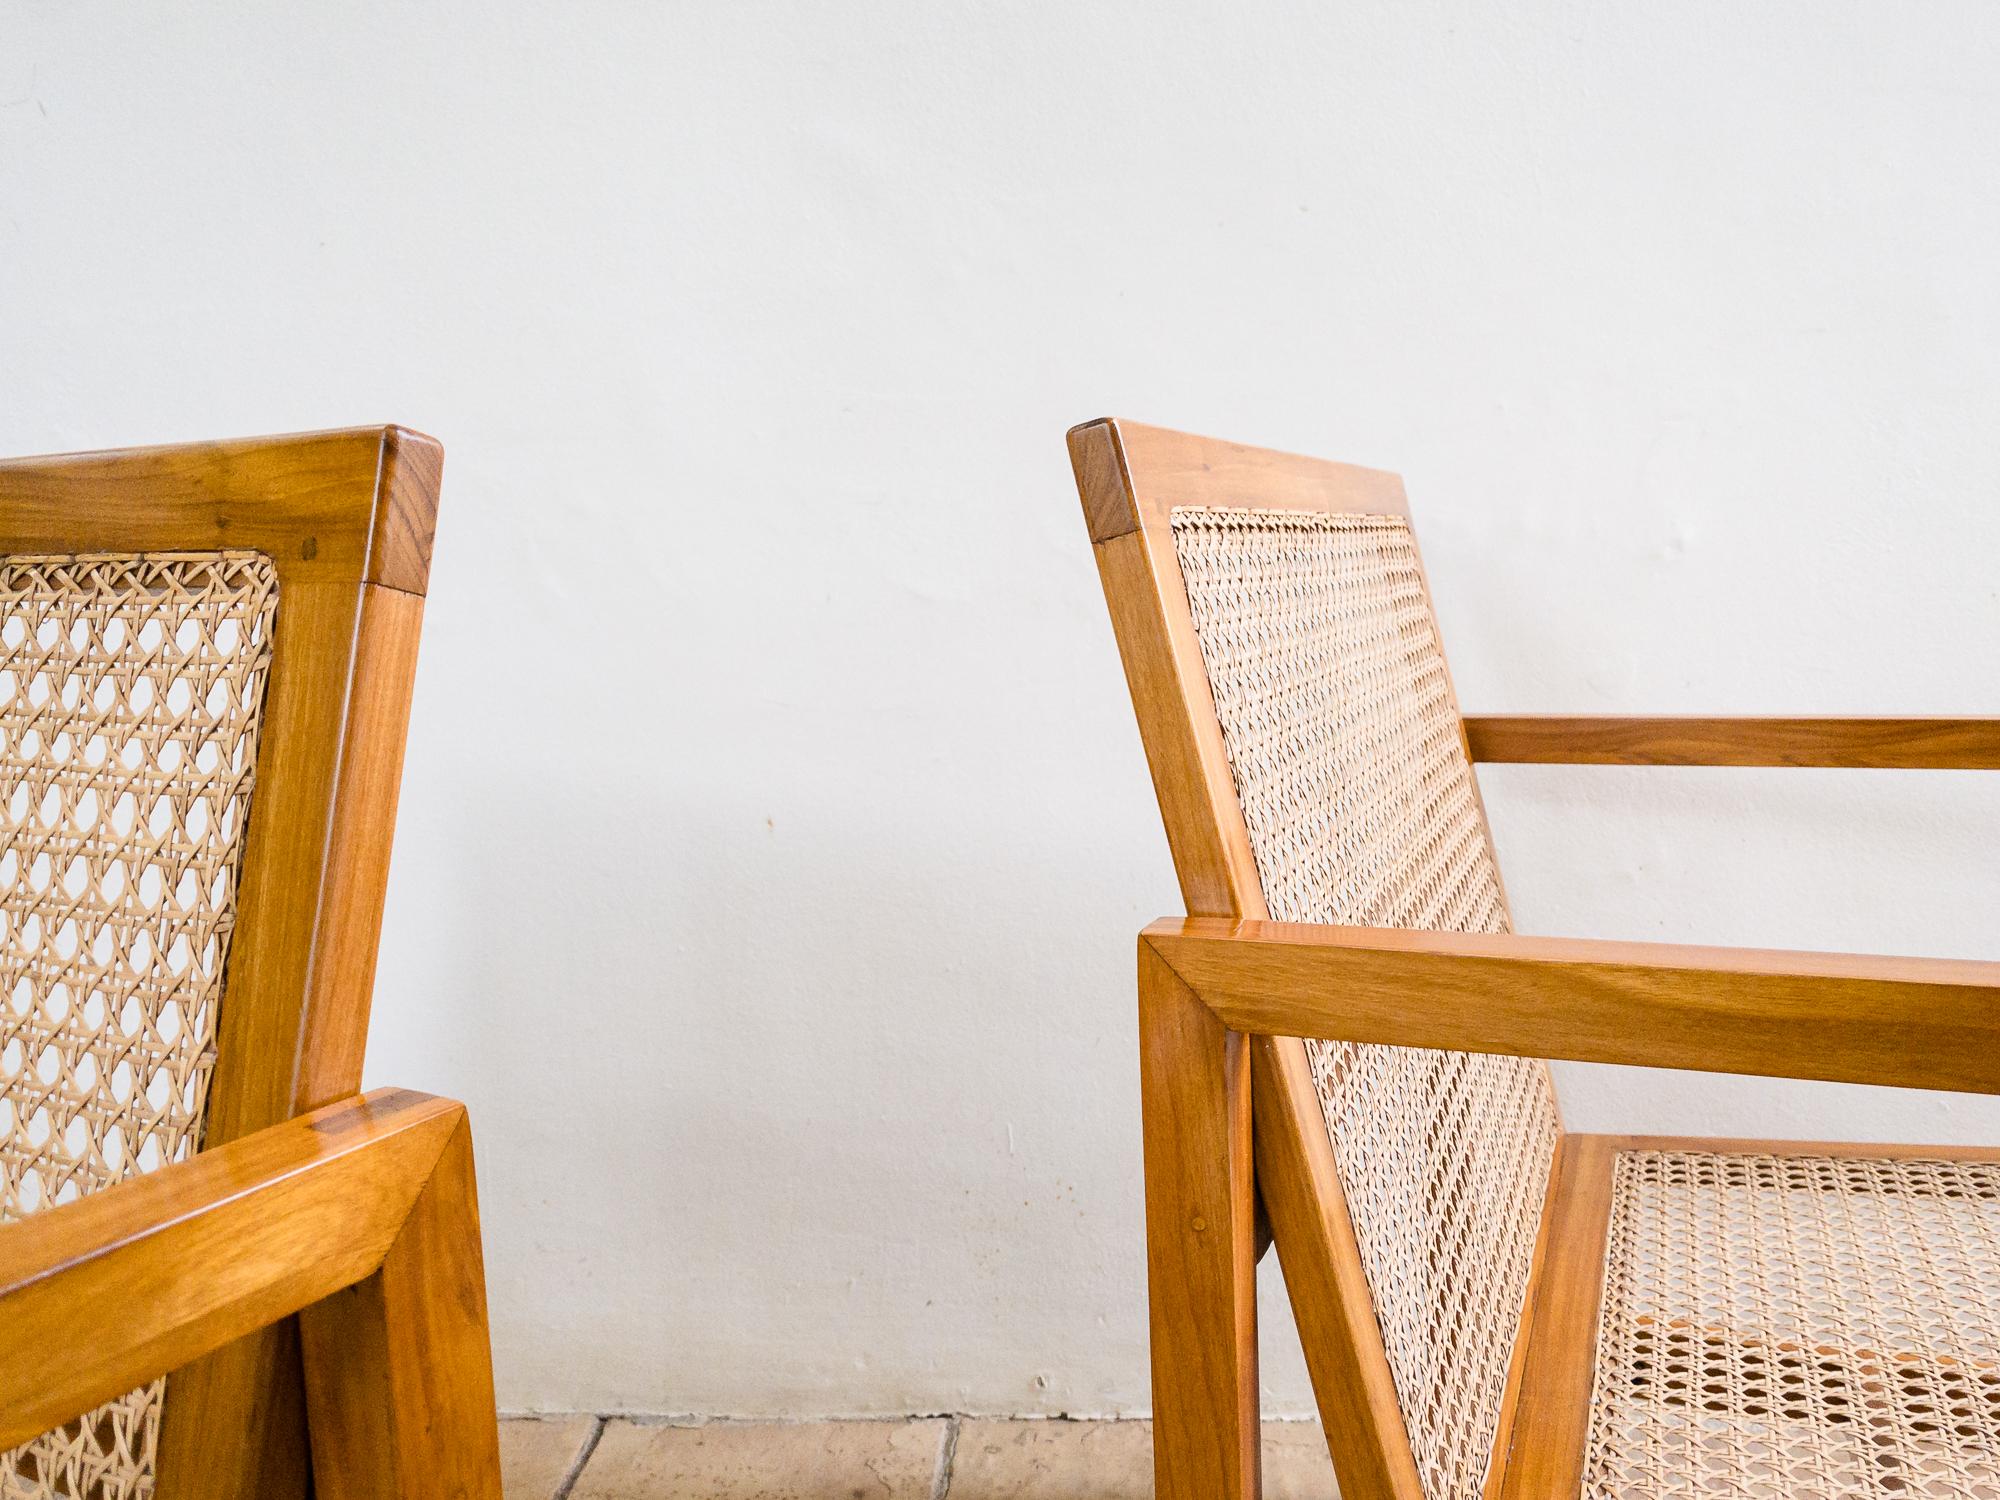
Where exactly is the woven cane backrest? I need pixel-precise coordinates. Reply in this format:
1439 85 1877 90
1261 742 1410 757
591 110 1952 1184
0 554 279 1498
1169 506 1561 1500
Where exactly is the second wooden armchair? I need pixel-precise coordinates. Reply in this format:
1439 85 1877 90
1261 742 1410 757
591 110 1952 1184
1070 416 2000 1500
0 428 500 1499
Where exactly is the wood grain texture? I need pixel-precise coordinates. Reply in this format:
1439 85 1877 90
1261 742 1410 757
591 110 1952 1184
1479 1138 1565 1500
1147 916 2000 1096
0 426 436 589
1463 715 2000 769
1069 417 1408 541
367 426 443 594
1251 1038 1426 1500
301 1115 503 1500
1139 942 1259 1500
0 1090 460 1451
1490 1134 1615 1500
292 585 428 1113
0 426 446 1497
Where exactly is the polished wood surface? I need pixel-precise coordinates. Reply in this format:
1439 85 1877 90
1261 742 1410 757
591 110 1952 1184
301 1114 503 1500
1146 916 2000 1096
0 1090 462 1451
1489 1134 1615 1500
292 584 429 1113
1073 417 1408 543
1252 1041 1426 1500
0 426 450 1497
1139 944 1260 1500
0 426 439 593
1464 715 2000 769
1480 1138 1564 1500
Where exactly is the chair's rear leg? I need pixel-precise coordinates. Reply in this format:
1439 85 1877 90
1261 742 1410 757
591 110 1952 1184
297 1113 503 1500
1139 940 1261 1500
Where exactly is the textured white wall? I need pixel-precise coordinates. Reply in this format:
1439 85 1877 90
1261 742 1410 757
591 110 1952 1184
5 1 1999 1421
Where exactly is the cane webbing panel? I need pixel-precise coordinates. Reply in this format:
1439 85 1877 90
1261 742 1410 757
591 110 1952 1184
0 554 280 1500
1586 1150 2000 1500
1171 507 1561 1500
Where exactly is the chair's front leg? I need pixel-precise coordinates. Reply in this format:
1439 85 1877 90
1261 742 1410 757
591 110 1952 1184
1139 939 1260 1500
298 1111 503 1500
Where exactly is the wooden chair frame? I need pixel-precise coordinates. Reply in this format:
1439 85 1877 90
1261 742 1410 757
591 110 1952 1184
1070 415 2000 1500
0 429 500 1499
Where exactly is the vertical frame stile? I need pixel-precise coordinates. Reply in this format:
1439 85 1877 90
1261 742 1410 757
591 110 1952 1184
1138 939 1260 1500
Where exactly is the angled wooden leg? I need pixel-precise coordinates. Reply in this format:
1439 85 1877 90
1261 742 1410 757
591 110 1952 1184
297 1113 503 1500
1139 939 1260 1500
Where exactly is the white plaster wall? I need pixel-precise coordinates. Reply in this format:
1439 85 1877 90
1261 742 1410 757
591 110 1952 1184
4 1 1999 1420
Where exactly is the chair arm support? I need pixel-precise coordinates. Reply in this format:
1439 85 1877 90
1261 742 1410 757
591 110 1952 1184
0 1087 466 1449
1144 917 2000 1096
1461 715 2000 768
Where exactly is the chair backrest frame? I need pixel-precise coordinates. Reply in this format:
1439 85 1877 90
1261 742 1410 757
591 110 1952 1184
0 425 441 1500
1071 417 1546 1500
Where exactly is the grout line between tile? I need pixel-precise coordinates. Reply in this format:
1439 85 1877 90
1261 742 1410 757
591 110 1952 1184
930 1414 962 1500
549 1415 607 1500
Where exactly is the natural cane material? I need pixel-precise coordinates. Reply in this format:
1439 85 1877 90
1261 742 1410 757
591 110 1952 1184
1171 507 1560 1500
1078 418 2000 1500
1586 1149 2000 1500
0 554 278 1500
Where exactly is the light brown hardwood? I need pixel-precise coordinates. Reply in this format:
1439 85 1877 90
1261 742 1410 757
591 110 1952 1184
292 583 430 1113
0 427 493 1498
0 1090 465 1451
1464 714 2000 768
1145 916 2000 1096
1076 417 1409 543
1138 943 1260 1500
1250 1041 1426 1500
300 1113 503 1500
1488 1134 1616 1500
1479 1140 1564 1500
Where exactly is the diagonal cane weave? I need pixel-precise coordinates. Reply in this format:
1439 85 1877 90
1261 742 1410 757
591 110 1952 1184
0 554 279 1500
1170 507 1561 1500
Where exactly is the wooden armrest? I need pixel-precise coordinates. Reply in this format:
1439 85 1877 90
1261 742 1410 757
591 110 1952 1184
1143 917 2000 1095
0 1087 466 1449
1462 715 2000 768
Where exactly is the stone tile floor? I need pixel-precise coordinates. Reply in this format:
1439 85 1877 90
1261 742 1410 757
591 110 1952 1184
501 1415 1337 1498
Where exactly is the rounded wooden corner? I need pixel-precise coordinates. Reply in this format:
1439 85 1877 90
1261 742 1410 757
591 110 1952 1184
369 426 443 595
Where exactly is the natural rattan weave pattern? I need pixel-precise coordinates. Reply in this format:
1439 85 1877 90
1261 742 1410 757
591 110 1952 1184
1171 507 1561 1500
1586 1150 2000 1500
0 554 279 1500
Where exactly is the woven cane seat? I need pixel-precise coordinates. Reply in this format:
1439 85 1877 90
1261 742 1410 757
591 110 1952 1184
1584 1149 2000 1500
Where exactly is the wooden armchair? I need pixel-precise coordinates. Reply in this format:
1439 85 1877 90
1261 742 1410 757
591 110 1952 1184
1070 417 2000 1500
0 431 500 1499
